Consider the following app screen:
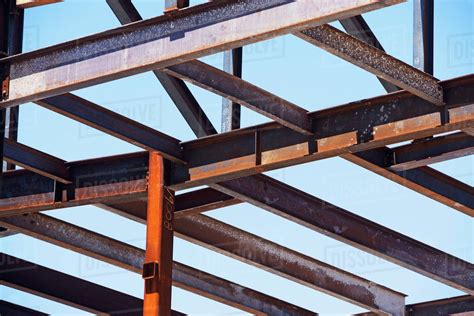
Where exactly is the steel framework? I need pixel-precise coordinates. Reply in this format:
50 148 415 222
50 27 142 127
0 0 472 315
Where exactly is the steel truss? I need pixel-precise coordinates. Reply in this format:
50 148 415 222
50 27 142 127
0 0 473 315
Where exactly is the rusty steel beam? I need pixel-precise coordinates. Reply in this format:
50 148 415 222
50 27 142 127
0 213 317 315
211 174 474 294
98 202 406 315
35 94 183 163
3 138 70 183
163 60 312 135
406 295 474 316
15 0 62 8
143 152 175 315
354 295 474 315
221 47 243 132
339 15 399 93
0 75 472 216
174 215 406 315
334 15 473 214
295 24 443 105
413 0 434 75
171 74 474 190
389 132 474 171
0 0 403 107
106 0 217 138
0 300 47 316
0 253 188 315
344 148 474 216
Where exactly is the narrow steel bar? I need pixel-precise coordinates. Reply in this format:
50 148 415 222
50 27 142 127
0 213 318 315
164 0 189 13
5 0 23 171
211 174 474 294
0 300 47 316
163 60 312 134
389 132 474 171
106 0 217 138
339 15 399 93
3 138 70 183
35 94 184 163
144 152 174 316
0 0 403 107
221 47 243 132
295 24 443 104
0 253 185 315
413 0 434 74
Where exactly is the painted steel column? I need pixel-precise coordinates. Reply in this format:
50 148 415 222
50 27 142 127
413 0 434 74
221 47 242 132
143 152 175 315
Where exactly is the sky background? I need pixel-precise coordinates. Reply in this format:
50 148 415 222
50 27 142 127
1 0 473 315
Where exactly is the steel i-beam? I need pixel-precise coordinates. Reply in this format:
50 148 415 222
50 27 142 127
143 152 174 315
0 212 318 315
0 0 403 107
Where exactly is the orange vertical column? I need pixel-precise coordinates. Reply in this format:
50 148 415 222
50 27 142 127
143 152 175 316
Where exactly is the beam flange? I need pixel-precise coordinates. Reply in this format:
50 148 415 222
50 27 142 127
0 0 403 107
0 300 47 316
295 24 443 104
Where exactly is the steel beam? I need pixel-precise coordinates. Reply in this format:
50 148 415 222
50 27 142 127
0 213 317 315
106 0 217 138
0 75 473 216
173 75 474 190
413 0 434 75
35 94 184 163
344 148 474 216
406 295 474 316
0 300 47 316
0 253 187 315
98 202 406 315
354 295 474 315
0 0 403 107
163 60 312 134
335 15 473 214
221 47 243 132
143 152 174 315
389 132 474 171
4 0 23 171
3 138 70 183
339 15 399 93
295 24 443 105
211 174 474 294
16 0 62 8
174 215 406 315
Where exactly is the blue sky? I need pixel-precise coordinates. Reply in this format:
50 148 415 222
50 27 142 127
1 0 473 314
